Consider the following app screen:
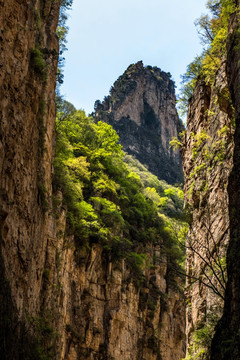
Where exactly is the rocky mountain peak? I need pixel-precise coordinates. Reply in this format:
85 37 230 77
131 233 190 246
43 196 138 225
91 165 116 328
95 61 184 185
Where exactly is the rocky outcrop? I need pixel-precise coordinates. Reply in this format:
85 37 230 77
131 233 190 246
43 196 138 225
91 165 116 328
0 4 186 360
95 61 184 185
181 62 234 358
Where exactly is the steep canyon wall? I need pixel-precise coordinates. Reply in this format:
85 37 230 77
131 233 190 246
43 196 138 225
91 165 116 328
182 64 235 358
182 2 240 358
211 3 240 358
0 3 186 360
0 0 60 357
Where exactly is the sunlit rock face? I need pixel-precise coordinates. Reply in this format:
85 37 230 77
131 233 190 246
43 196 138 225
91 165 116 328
55 242 186 360
95 61 184 185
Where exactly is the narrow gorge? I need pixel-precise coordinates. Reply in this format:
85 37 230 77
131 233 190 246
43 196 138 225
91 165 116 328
1 1 240 360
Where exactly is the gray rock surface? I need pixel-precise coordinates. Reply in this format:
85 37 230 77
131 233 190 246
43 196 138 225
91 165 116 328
95 61 184 185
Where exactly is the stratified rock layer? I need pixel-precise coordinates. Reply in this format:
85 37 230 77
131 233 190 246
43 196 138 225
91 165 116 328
95 61 183 185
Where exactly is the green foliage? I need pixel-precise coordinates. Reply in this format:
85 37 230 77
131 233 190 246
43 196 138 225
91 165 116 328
190 164 207 179
53 100 187 282
169 131 185 151
182 314 219 360
26 313 58 360
56 0 73 85
169 137 182 150
124 154 185 219
31 47 47 80
127 252 147 284
108 64 138 106
34 9 41 30
37 181 49 212
191 130 211 160
178 0 237 115
186 124 232 203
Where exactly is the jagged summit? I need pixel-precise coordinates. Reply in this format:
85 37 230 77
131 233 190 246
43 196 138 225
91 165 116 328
95 61 184 185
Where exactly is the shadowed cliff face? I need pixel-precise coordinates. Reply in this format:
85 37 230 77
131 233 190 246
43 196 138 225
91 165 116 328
181 62 234 358
0 0 60 357
211 5 240 358
95 61 184 185
181 2 240 358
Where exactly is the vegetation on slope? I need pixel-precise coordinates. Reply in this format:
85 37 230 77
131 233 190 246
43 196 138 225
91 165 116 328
178 0 237 116
53 99 187 284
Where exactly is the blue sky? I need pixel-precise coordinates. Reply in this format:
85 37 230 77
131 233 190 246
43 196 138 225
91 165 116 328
61 0 208 115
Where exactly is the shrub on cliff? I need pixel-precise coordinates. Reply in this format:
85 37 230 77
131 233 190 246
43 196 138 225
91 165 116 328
178 0 237 116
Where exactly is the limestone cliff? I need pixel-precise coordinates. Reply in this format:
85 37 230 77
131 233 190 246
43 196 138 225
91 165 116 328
181 63 234 358
211 3 240 358
47 233 186 360
180 2 240 358
0 3 186 360
95 61 184 185
0 0 60 357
